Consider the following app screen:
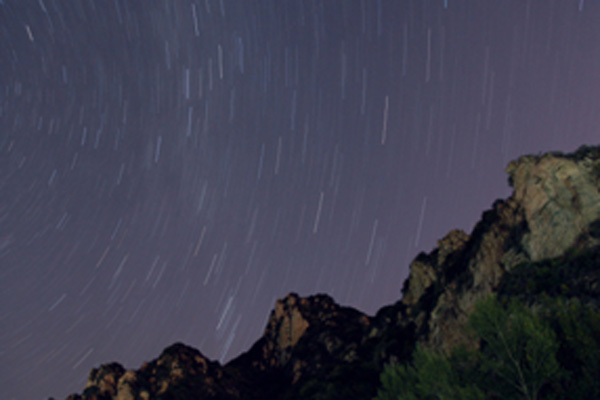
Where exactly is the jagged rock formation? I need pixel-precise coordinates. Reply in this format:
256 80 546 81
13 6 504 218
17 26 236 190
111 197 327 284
401 146 600 352
61 145 600 400
66 344 241 400
231 293 371 373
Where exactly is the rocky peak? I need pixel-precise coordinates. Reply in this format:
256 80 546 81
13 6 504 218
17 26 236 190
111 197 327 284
65 363 126 400
84 363 125 398
152 342 215 375
401 145 600 352
243 292 371 375
135 342 240 399
263 293 369 357
401 229 470 308
507 148 600 261
269 293 312 353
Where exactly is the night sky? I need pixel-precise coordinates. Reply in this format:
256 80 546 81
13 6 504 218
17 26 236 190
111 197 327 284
1 1 599 399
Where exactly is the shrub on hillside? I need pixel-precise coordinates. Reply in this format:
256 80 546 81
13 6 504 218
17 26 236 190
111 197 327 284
374 295 599 400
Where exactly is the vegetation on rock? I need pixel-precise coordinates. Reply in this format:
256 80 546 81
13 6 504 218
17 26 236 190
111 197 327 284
375 264 600 400
61 146 600 400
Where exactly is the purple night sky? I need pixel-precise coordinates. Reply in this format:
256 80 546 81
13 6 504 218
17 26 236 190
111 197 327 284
1 1 599 399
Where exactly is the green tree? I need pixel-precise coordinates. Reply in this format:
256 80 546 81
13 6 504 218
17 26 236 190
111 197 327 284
469 296 560 400
374 345 484 400
543 297 600 399
374 296 563 400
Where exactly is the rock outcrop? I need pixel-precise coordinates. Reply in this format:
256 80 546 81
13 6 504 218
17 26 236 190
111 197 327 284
225 292 378 398
65 344 241 400
507 149 600 260
400 146 600 352
60 145 600 400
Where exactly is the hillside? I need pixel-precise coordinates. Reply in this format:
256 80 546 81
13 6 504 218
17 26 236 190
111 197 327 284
58 145 600 400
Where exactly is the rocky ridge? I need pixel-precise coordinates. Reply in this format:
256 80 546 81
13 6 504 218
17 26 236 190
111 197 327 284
60 145 600 400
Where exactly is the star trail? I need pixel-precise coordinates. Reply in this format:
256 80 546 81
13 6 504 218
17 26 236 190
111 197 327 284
1 1 599 399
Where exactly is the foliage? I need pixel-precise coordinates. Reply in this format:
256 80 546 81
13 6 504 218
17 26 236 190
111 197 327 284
374 294 599 400
497 247 600 302
374 346 484 400
542 298 600 399
469 297 560 400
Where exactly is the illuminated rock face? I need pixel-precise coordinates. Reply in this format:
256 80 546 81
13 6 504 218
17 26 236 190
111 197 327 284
401 146 600 353
273 295 310 350
507 150 600 261
63 146 600 400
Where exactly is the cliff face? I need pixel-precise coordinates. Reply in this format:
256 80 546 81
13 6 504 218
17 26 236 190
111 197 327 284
62 146 600 400
401 146 600 352
233 293 371 373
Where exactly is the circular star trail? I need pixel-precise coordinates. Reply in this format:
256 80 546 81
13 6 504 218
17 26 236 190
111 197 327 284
1 1 599 399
